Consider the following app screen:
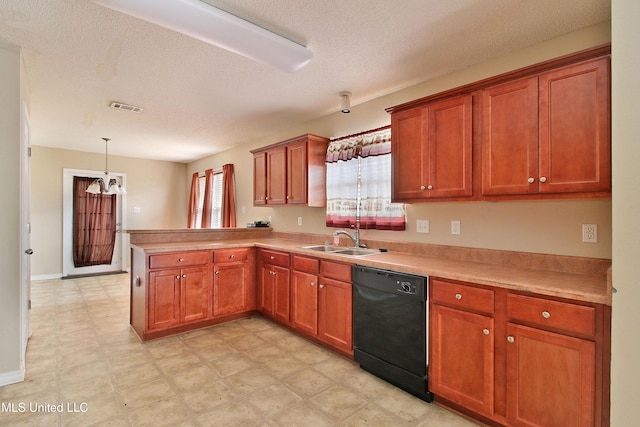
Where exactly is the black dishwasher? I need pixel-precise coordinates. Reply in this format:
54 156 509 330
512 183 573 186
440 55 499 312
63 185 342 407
352 265 433 402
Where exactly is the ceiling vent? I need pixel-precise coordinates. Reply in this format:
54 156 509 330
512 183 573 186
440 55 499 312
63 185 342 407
109 102 143 113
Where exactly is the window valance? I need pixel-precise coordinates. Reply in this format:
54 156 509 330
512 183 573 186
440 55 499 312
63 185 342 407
326 126 391 163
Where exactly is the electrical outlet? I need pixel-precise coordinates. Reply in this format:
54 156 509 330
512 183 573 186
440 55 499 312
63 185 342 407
582 224 598 243
241 206 246 214
451 220 461 235
298 216 303 226
417 220 430 233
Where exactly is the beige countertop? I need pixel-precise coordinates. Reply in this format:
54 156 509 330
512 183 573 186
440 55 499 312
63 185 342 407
131 237 611 306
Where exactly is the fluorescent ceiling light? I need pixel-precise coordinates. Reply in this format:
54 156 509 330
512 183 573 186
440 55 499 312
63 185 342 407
92 0 313 73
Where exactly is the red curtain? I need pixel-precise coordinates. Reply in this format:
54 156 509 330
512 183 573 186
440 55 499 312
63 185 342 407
202 169 214 228
73 177 117 267
222 164 237 227
187 172 200 228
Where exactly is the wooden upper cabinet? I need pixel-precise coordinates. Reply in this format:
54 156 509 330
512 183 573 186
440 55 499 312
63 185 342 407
483 57 611 197
266 146 287 205
251 134 329 207
391 94 473 202
539 57 611 194
392 107 428 201
482 77 539 196
428 95 473 198
253 151 267 205
286 141 307 205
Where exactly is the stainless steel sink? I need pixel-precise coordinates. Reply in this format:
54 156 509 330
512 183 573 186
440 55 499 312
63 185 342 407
300 245 380 257
301 245 344 252
334 248 380 256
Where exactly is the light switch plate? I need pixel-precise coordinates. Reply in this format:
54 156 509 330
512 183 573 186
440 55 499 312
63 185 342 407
417 220 430 233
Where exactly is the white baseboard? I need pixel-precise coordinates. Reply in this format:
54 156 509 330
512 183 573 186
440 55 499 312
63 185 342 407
0 367 25 387
31 273 62 281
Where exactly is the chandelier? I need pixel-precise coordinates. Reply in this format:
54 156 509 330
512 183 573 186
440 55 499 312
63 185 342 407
85 138 127 195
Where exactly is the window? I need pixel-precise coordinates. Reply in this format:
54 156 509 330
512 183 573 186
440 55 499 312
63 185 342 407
326 127 406 231
191 170 223 229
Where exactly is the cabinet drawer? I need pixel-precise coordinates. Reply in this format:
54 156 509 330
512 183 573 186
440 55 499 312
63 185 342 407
213 248 248 263
292 255 319 274
149 251 209 269
261 250 290 268
431 278 494 314
507 293 596 336
320 261 352 282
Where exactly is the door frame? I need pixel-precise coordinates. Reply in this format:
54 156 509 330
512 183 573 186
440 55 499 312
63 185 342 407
62 168 127 277
19 101 31 373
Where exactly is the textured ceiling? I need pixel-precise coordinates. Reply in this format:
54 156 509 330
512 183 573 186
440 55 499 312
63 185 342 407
0 0 610 163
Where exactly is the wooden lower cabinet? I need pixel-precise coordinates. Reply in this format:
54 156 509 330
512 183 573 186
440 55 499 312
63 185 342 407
288 255 353 355
212 248 256 317
505 323 596 427
317 275 352 354
429 277 609 427
291 266 319 335
430 303 494 416
148 265 210 331
257 249 291 324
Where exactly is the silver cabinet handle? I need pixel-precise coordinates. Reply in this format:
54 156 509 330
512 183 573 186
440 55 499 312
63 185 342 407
179 258 184 262
176 275 181 279
483 329 490 335
215 271 220 275
427 185 433 190
420 185 426 190
541 311 551 319
229 254 235 259
507 336 515 343
539 176 547 183
528 177 535 183
25 248 34 255
310 282 315 287
270 256 275 260
455 293 462 300
319 284 325 289
182 274 187 278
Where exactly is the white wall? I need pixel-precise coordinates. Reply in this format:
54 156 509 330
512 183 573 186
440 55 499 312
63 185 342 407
0 42 24 381
611 0 640 423
189 22 612 259
30 146 188 276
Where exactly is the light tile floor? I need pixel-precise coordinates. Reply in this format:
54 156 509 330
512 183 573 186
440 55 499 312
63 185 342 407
0 273 479 426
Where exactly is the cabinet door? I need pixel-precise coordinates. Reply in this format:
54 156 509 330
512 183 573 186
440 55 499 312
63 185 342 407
392 107 428 201
148 269 181 331
318 277 353 354
266 146 287 205
539 57 610 194
428 94 473 198
273 265 291 324
290 270 318 335
260 265 275 317
180 266 210 323
506 323 596 427
287 141 307 205
253 151 267 205
213 262 248 317
430 304 494 416
482 77 539 195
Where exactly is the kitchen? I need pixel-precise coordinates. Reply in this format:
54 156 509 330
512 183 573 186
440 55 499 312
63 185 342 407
1 0 639 426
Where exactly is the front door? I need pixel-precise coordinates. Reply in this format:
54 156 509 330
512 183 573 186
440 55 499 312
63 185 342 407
62 168 126 277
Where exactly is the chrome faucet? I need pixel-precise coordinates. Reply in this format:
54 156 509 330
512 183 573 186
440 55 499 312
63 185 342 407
333 228 365 248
